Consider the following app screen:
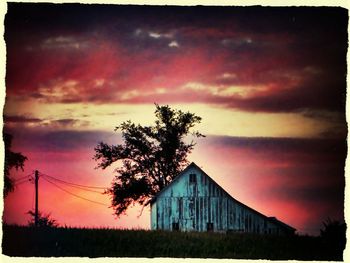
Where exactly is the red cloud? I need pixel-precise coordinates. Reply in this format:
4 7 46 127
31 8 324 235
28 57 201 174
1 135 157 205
5 5 346 118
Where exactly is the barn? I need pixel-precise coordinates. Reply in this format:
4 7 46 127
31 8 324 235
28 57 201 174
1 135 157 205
150 162 295 235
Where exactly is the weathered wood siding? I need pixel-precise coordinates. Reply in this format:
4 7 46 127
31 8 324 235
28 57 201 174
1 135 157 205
151 202 157 230
151 165 293 235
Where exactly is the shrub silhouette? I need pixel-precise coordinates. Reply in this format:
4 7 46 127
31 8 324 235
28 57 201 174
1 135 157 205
320 218 346 260
27 210 58 228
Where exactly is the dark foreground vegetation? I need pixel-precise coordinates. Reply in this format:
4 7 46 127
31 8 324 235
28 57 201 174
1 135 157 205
2 225 344 260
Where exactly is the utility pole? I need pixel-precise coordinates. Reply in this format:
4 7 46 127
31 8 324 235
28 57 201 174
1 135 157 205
35 170 39 227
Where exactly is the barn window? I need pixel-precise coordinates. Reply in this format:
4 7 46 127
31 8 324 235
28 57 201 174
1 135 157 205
207 222 214 232
189 173 197 183
172 222 179 231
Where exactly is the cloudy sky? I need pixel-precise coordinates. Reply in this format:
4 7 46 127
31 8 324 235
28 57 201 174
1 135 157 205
3 3 347 235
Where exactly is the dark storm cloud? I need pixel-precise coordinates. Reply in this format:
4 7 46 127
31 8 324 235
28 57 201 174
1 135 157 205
4 114 42 123
204 135 347 157
5 4 347 115
3 114 91 129
50 118 90 128
225 82 346 113
4 127 119 152
272 185 344 204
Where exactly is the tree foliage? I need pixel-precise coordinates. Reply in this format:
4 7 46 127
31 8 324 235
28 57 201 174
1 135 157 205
27 210 58 228
94 104 204 216
4 133 28 197
320 218 346 255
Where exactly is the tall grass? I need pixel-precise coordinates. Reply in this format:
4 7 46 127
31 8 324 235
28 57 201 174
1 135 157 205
2 224 343 260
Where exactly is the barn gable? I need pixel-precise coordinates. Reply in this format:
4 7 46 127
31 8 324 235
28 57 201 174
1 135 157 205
150 162 295 235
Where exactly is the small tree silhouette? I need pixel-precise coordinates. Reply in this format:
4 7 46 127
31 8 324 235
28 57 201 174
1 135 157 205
27 210 58 228
320 218 346 260
4 133 28 197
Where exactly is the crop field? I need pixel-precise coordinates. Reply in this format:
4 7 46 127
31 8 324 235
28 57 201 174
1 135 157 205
2 225 344 260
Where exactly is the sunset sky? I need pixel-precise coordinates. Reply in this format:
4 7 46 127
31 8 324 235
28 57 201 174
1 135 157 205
3 3 347 235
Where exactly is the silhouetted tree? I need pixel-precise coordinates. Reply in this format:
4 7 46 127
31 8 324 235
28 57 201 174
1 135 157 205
27 210 58 228
94 104 204 216
320 218 346 260
4 133 28 197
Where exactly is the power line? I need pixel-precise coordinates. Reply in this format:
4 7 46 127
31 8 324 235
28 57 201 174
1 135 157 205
14 177 29 183
13 174 31 182
40 175 104 194
41 176 109 207
14 180 29 187
40 173 107 190
14 177 30 185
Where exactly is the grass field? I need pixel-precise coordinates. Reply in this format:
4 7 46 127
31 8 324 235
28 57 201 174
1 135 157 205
2 224 344 260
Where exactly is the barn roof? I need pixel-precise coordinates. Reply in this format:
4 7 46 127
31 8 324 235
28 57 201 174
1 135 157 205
148 162 296 232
